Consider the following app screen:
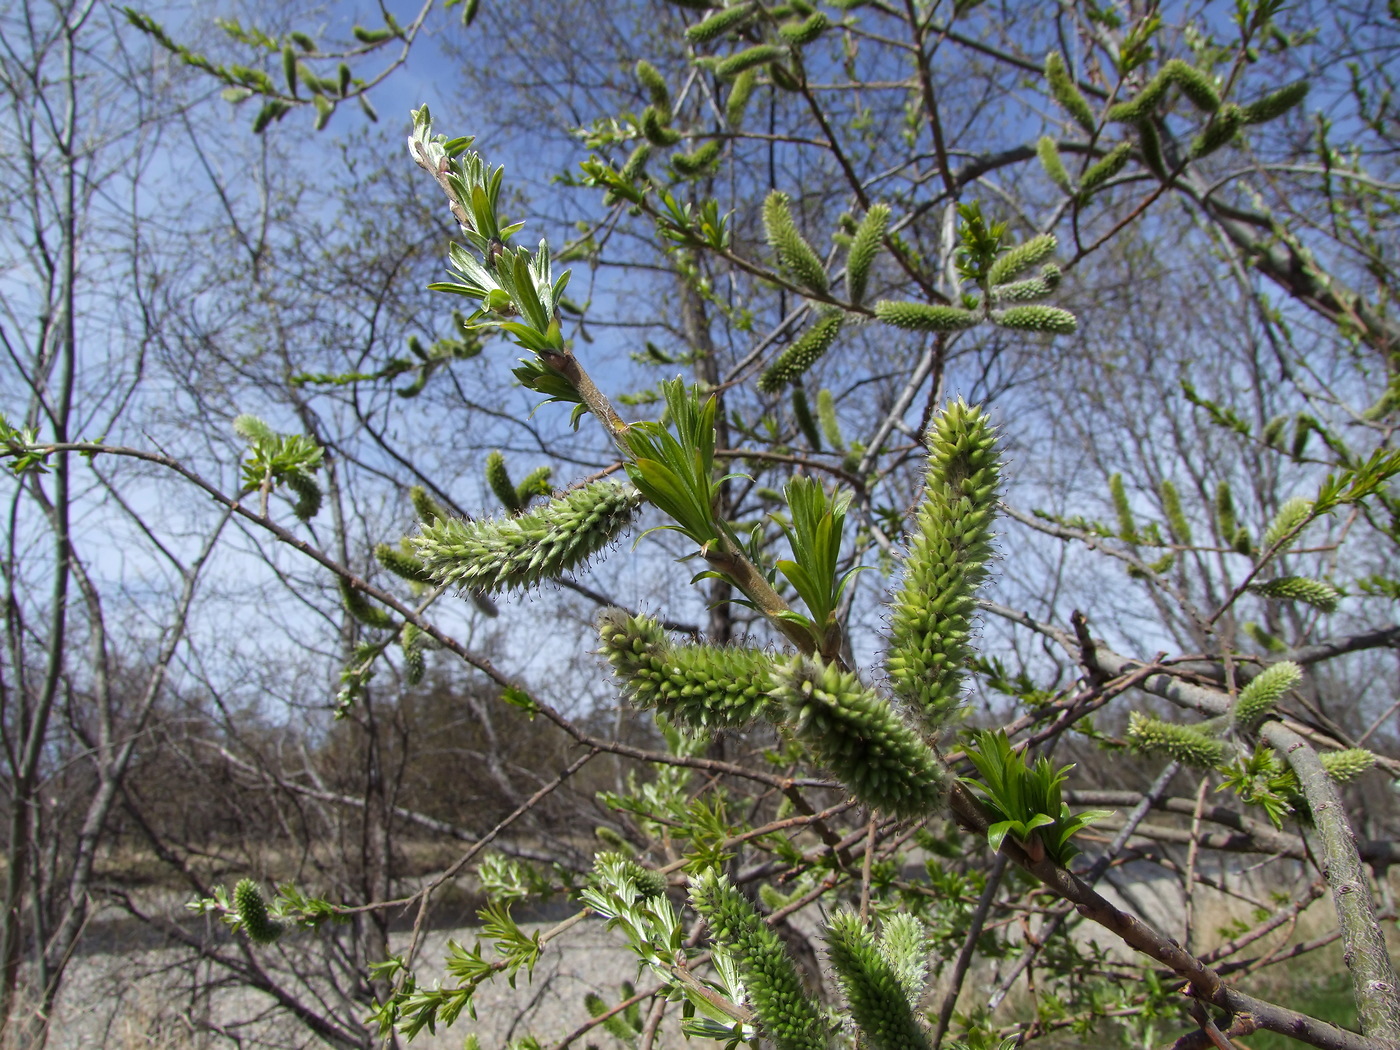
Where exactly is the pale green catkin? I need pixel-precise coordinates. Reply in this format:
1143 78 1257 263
986 233 1057 286
992 305 1077 334
845 203 890 305
1232 660 1301 729
486 450 523 513
717 45 786 80
885 400 1000 730
1160 479 1191 544
1077 141 1133 198
825 911 931 1050
1321 748 1376 783
690 871 826 1050
773 656 948 818
338 575 393 630
1126 712 1226 769
874 301 979 331
1037 136 1072 191
686 2 754 44
1248 576 1340 613
596 609 775 728
762 190 828 295
415 481 641 594
1261 496 1312 551
1044 51 1095 131
758 309 844 392
726 69 757 128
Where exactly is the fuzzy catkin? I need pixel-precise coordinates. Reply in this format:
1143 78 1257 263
1233 661 1301 730
596 609 775 728
233 879 283 944
772 656 948 818
1044 51 1095 131
1126 712 1226 769
762 190 828 295
845 203 890 305
1248 576 1339 613
825 912 932 1050
758 310 843 392
885 400 1000 730
874 301 979 332
690 872 827 1050
415 481 641 594
987 233 1057 286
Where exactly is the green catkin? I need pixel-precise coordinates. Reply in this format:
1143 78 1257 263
1214 481 1238 545
1321 748 1376 783
1190 103 1243 157
1162 59 1220 112
1077 140 1133 197
690 872 827 1050
233 879 283 945
987 233 1057 286
1262 414 1288 449
411 484 448 525
990 269 1057 304
772 656 948 818
486 450 523 513
671 140 722 176
621 142 651 181
1126 712 1227 769
1291 415 1313 460
874 301 979 332
1037 135 1073 191
1160 479 1191 544
611 856 667 899
875 914 929 1004
1241 80 1309 124
232 414 277 445
338 575 394 629
374 542 435 584
1233 660 1301 729
717 44 786 79
792 387 821 450
1045 51 1095 131
414 481 642 594
726 69 758 127
1138 119 1169 180
886 400 1000 730
641 105 682 146
515 466 553 507
1244 621 1287 653
758 310 844 392
762 190 828 295
778 12 827 45
284 472 322 521
1261 496 1313 552
686 2 755 44
825 912 932 1050
583 993 634 1042
596 609 775 727
1248 576 1340 613
818 388 845 450
1106 70 1172 123
634 60 670 113
400 623 426 686
1109 473 1137 541
282 44 298 95
992 305 1077 334
845 203 890 306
